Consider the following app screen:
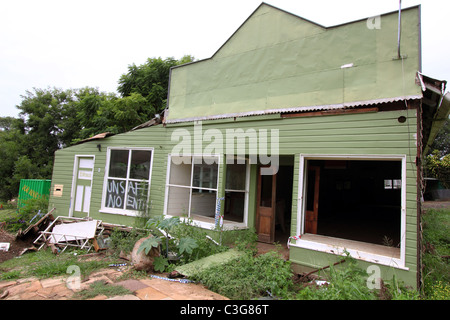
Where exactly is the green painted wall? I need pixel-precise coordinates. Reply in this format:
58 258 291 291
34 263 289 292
47 3 423 289
166 4 421 122
49 107 419 287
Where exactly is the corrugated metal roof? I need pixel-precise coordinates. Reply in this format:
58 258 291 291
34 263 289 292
165 94 422 124
131 116 162 131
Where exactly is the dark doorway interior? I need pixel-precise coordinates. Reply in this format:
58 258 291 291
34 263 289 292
274 161 294 245
306 160 401 248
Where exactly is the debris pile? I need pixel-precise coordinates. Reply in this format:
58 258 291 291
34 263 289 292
33 215 105 253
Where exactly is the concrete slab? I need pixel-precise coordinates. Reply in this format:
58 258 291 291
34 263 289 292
107 294 141 300
135 286 168 300
0 280 16 290
40 276 66 288
115 279 149 292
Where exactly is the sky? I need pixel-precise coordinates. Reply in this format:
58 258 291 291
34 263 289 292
1 0 449 118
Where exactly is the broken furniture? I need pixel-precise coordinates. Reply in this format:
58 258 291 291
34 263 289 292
33 216 104 253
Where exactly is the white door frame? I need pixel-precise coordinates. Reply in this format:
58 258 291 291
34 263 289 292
69 155 95 217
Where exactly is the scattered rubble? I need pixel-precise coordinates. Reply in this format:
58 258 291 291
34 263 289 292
32 215 105 253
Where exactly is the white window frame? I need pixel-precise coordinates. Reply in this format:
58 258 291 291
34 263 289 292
100 147 154 217
164 154 250 230
293 154 408 270
224 157 251 227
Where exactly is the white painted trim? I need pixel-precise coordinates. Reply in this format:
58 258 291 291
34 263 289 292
295 153 408 269
164 214 248 231
288 238 408 270
163 154 250 228
69 155 96 218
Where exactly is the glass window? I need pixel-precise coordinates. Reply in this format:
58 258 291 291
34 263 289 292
224 161 248 223
104 148 152 214
166 156 219 221
225 163 246 190
166 155 248 225
108 150 128 178
130 150 152 179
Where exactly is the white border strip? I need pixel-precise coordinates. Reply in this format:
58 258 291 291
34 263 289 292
294 154 408 270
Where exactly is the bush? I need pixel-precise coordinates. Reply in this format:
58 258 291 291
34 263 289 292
427 281 450 300
3 196 49 232
109 228 146 256
296 256 379 300
191 251 294 300
422 209 450 299
425 151 450 188
141 216 229 272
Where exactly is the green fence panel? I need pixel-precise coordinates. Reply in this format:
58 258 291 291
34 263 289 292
18 179 52 208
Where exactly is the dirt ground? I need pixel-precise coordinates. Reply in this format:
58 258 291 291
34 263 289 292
422 200 450 210
0 229 32 264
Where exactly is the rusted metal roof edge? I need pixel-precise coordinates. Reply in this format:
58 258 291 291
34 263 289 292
73 132 115 145
164 95 423 124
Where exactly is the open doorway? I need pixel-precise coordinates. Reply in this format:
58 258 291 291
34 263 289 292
304 159 402 250
275 164 294 244
256 156 294 247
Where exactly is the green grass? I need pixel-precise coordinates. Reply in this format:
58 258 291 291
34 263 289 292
0 248 113 281
0 208 16 222
422 208 450 300
73 280 132 300
191 250 294 300
2 207 448 300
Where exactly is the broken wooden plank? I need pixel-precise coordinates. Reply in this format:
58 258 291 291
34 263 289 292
16 208 55 240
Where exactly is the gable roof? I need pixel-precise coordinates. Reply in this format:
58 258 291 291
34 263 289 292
166 3 422 123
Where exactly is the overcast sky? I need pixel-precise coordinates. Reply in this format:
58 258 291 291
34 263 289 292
1 0 448 118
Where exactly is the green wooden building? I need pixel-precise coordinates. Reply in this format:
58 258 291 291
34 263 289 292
48 3 449 289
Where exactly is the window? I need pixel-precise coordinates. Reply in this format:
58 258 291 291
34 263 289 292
295 154 407 268
224 161 249 223
102 148 153 215
166 156 219 222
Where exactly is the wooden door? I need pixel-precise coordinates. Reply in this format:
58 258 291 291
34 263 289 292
304 166 320 234
71 156 94 217
256 166 277 243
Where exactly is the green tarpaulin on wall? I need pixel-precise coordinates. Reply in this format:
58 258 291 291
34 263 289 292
166 4 422 123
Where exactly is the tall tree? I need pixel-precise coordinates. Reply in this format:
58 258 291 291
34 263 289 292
429 119 450 157
0 127 25 200
117 55 195 116
0 55 195 201
16 88 77 177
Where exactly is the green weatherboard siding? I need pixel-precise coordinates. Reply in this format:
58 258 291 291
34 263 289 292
48 108 419 287
48 4 424 289
166 4 421 122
